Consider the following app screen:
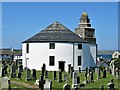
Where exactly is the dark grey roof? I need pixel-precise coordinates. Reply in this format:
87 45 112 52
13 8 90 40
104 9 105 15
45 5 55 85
23 21 88 43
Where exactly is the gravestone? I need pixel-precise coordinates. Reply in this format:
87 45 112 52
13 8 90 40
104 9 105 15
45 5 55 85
79 67 81 73
31 69 37 80
72 71 78 88
44 79 52 90
77 76 80 84
85 67 88 83
0 67 2 77
18 64 23 73
39 75 45 90
109 69 112 74
88 68 91 76
90 71 94 82
10 62 16 78
63 83 70 90
26 68 31 81
45 70 48 78
100 85 104 90
53 71 57 80
64 74 67 81
17 73 21 80
68 64 71 74
103 69 106 78
58 70 62 82
97 68 101 79
107 79 115 90
0 76 11 89
41 63 46 76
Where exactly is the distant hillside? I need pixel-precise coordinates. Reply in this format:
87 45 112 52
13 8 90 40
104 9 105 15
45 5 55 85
97 50 115 55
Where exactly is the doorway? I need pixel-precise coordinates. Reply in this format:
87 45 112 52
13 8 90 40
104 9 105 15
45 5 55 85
59 61 65 71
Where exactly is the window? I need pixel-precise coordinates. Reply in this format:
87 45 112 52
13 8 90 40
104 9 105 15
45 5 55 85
49 56 55 66
26 43 29 53
49 43 55 49
78 56 81 66
78 44 82 49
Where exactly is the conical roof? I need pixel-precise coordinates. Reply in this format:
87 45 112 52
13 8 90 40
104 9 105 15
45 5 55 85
23 21 88 43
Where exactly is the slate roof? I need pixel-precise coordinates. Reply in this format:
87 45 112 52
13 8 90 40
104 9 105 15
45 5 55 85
23 21 88 43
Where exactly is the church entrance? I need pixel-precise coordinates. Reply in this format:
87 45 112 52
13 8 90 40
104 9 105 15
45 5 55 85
58 61 65 71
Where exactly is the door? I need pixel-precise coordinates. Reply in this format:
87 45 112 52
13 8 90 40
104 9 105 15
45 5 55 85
59 61 65 71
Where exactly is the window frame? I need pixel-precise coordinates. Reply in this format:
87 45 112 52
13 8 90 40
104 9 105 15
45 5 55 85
78 56 82 66
49 43 55 49
78 44 82 50
49 56 55 66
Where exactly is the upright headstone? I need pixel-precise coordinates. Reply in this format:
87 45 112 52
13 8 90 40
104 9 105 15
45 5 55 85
85 67 88 83
44 80 52 90
64 74 67 81
10 62 16 78
53 71 57 80
103 68 106 78
17 73 21 80
0 76 11 90
45 70 48 78
107 79 115 90
100 85 104 90
77 76 80 84
68 64 71 74
41 63 46 76
39 75 45 90
58 70 62 82
72 71 78 88
90 71 94 82
26 68 31 81
31 69 37 80
109 69 112 74
97 68 101 79
79 67 81 73
63 83 70 90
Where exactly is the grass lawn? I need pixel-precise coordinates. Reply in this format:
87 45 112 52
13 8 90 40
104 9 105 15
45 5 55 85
8 70 120 89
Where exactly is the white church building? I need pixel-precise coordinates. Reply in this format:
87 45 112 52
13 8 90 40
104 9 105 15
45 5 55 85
22 11 97 71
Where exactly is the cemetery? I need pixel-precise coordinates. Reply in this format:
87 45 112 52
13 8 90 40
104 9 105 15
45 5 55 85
0 60 120 90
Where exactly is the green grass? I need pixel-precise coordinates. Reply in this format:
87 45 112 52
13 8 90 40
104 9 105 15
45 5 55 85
2 69 120 89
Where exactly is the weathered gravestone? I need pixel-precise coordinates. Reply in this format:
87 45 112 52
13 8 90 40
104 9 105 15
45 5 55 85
68 64 71 74
72 71 78 88
90 71 94 82
45 70 48 78
63 83 70 90
41 63 46 76
10 62 16 78
77 76 80 84
100 85 104 90
53 71 57 80
107 79 115 90
44 79 52 90
79 67 81 73
58 70 63 82
97 68 101 79
26 68 31 81
31 69 37 80
39 75 45 90
85 67 88 84
64 74 67 81
17 73 21 80
103 68 106 78
0 76 11 90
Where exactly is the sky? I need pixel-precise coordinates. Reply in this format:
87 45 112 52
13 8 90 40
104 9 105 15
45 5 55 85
2 2 118 50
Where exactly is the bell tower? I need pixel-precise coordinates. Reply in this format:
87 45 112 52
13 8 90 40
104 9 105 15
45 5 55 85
74 11 97 65
74 11 96 44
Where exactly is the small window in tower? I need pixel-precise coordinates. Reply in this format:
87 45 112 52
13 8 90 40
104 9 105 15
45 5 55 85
78 44 82 49
26 43 29 53
78 56 81 66
49 43 55 49
49 56 55 66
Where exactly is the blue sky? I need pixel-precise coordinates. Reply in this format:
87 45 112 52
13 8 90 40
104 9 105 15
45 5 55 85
2 2 118 50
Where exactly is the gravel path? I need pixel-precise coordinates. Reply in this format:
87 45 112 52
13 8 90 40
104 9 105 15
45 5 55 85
11 81 38 88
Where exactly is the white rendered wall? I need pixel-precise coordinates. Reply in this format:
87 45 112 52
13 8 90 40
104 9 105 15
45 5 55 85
22 42 92 71
90 44 97 67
